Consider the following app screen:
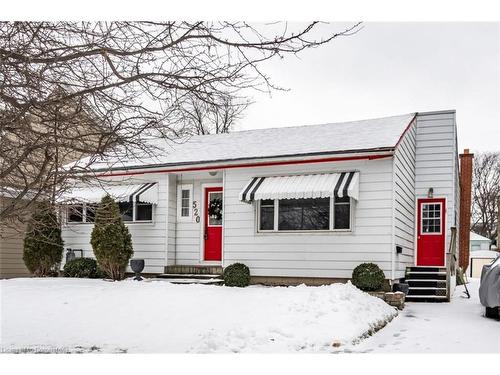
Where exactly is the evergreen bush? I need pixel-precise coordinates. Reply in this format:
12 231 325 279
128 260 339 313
352 262 385 291
23 202 64 276
63 257 103 278
223 263 250 287
90 195 133 280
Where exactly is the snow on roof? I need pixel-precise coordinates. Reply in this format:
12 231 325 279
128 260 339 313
74 113 416 172
470 232 492 242
470 250 499 259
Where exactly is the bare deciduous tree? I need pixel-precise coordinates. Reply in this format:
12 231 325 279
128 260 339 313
0 21 362 225
178 94 250 135
471 152 500 243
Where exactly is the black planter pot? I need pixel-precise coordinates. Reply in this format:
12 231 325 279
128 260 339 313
393 282 410 295
130 259 145 281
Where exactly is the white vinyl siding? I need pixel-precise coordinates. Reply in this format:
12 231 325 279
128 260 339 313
171 173 222 265
61 174 169 274
393 120 416 278
167 174 177 266
223 158 394 279
415 111 459 264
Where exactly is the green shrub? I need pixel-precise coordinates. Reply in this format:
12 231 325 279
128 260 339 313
90 195 133 280
63 258 103 278
223 263 250 287
352 263 385 291
23 202 64 277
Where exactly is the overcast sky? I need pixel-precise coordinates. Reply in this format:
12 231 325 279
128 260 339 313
238 22 500 152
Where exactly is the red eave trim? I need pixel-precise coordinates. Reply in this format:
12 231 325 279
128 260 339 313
95 153 393 178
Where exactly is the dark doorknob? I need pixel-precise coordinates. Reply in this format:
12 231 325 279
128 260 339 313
204 232 208 240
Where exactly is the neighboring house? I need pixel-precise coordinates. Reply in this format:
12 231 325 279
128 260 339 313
0 95 102 279
468 231 498 278
60 110 467 299
0 195 32 278
469 250 499 278
470 232 491 251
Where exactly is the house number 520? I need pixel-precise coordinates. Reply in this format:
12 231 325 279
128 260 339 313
193 201 200 223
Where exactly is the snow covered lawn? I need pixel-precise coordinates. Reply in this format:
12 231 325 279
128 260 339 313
0 278 396 353
342 279 500 353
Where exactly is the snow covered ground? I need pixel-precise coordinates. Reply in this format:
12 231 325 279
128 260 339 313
342 279 500 353
0 278 396 353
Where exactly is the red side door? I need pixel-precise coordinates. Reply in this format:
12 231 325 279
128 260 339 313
204 187 223 261
417 198 446 267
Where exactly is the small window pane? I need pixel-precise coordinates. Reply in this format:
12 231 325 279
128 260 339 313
260 199 274 230
119 202 133 221
278 198 329 231
135 202 152 221
208 192 223 226
68 206 83 222
85 204 97 223
334 203 350 229
334 196 351 229
181 189 190 217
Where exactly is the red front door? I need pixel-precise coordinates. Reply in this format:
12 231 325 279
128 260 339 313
417 198 446 266
204 187 223 261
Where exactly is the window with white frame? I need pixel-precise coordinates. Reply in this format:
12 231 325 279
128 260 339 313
118 200 153 222
67 203 98 223
258 196 352 232
67 201 153 223
177 184 193 221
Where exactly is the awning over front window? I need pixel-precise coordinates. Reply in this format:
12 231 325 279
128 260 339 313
239 172 359 203
58 183 158 204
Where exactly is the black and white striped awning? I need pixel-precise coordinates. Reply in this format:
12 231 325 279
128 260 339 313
59 182 158 204
239 172 359 203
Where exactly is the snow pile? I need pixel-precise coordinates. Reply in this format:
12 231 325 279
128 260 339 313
0 278 396 353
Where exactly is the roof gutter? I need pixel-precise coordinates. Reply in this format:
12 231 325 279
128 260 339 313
94 149 395 178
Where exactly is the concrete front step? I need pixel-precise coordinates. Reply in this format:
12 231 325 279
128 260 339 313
165 265 223 275
153 277 223 285
157 273 222 280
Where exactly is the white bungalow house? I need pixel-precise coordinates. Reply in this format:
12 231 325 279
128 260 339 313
60 109 465 300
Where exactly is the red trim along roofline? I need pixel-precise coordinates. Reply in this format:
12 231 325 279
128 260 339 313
95 153 393 178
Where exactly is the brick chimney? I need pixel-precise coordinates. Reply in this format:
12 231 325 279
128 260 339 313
458 149 474 270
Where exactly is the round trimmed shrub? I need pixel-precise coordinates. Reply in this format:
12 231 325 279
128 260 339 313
223 263 250 287
352 263 385 291
63 258 103 278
